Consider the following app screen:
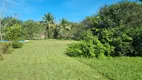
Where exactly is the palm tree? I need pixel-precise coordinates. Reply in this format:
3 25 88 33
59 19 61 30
58 18 71 39
60 18 71 31
42 12 55 40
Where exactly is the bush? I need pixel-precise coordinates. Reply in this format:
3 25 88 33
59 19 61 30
66 27 138 58
66 30 96 57
66 41 95 57
125 27 142 56
4 24 23 41
66 30 114 58
66 43 83 57
12 42 23 49
0 42 13 54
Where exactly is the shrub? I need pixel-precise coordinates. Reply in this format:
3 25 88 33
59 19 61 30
66 30 96 57
125 27 142 56
66 27 138 58
92 28 133 56
0 42 13 54
66 41 95 57
66 30 114 58
4 24 23 41
12 42 23 49
66 43 82 57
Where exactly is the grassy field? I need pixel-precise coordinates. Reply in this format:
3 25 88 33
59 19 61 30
0 40 107 80
77 57 142 80
0 40 141 80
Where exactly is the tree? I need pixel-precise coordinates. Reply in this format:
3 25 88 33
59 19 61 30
22 20 41 40
2 17 22 26
0 0 18 40
42 12 55 40
58 18 71 39
4 24 23 41
98 1 142 28
0 0 7 41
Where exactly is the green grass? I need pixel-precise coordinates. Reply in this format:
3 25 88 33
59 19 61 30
1 40 141 80
0 40 107 80
77 57 142 80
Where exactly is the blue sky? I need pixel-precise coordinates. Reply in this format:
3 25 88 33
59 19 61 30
0 0 136 22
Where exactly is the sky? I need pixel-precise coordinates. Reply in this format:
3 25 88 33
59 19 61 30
0 0 136 22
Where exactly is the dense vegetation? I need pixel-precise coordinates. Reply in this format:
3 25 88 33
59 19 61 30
0 15 79 41
66 1 142 57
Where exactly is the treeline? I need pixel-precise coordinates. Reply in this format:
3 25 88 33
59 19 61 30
0 14 81 41
66 1 142 57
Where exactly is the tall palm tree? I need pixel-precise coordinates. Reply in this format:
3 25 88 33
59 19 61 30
42 12 55 40
58 18 71 39
60 18 71 31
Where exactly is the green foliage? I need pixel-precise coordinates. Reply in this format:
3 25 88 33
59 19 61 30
94 28 133 56
42 12 55 39
70 1 142 57
58 18 72 39
80 30 94 42
72 24 85 40
43 13 55 24
66 41 95 57
1 17 22 27
66 30 114 58
66 25 140 57
66 43 83 57
12 42 23 49
66 30 96 57
22 20 42 40
4 24 23 41
99 1 142 28
125 27 142 56
112 32 133 56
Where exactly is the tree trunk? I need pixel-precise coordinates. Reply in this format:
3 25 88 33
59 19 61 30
48 23 51 39
45 26 48 40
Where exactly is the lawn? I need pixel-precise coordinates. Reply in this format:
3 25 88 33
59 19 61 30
0 40 141 80
77 57 142 80
0 40 107 80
